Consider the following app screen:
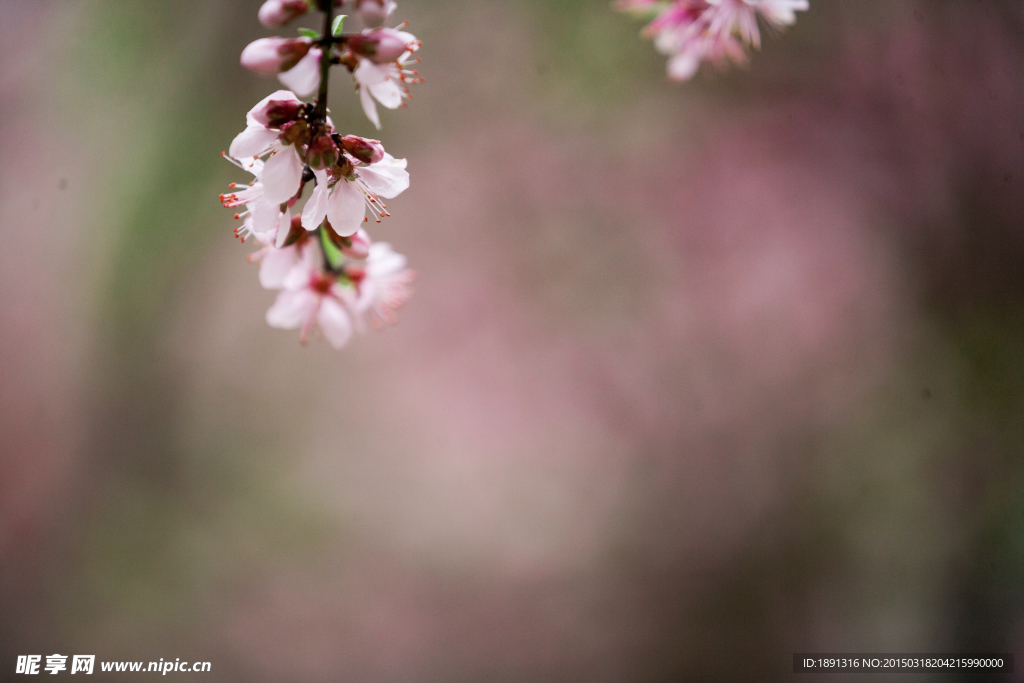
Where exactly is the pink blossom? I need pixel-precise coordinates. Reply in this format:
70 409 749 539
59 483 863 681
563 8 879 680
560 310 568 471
349 241 415 331
301 151 409 236
340 227 372 259
240 37 322 97
223 0 419 350
744 0 809 29
278 46 323 98
258 0 311 27
657 19 748 81
246 216 315 289
220 156 292 242
354 0 397 28
353 39 421 129
265 247 355 348
241 37 312 75
339 135 386 164
228 91 312 205
348 27 420 65
305 133 340 170
618 0 808 80
704 0 809 49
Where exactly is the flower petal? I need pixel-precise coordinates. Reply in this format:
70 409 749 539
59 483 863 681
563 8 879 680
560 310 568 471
246 89 301 126
359 85 381 130
366 241 408 276
326 180 366 237
261 146 303 204
358 154 408 198
278 48 322 98
282 244 317 289
251 197 281 237
229 125 279 159
266 288 317 330
300 169 330 231
259 244 299 289
369 78 403 110
317 297 354 349
272 205 292 248
355 59 389 85
667 51 700 81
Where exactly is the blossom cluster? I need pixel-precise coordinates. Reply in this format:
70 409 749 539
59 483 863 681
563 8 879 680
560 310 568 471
221 0 420 348
615 0 808 81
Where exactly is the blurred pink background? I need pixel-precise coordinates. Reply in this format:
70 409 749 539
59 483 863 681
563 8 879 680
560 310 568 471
2 0 1024 680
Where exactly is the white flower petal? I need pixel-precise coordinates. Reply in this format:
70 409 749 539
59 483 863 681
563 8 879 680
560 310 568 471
355 59 391 86
301 169 330 231
229 125 279 159
244 158 265 177
273 205 292 248
326 180 366 237
359 85 381 129
667 51 700 81
392 30 418 47
278 48 322 98
282 266 310 292
317 297 353 349
748 0 807 26
251 198 280 237
367 242 407 276
266 289 317 329
369 78 403 110
261 146 303 204
358 154 408 198
259 245 299 289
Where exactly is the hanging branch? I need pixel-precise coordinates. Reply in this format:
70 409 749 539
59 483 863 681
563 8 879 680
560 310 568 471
219 0 421 348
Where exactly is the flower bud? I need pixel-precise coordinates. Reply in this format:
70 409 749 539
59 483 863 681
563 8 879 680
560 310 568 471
306 134 340 170
341 228 372 259
339 135 385 164
354 0 396 28
324 225 371 258
258 0 311 27
251 98 303 128
279 119 310 146
281 215 307 247
240 37 312 76
348 28 417 64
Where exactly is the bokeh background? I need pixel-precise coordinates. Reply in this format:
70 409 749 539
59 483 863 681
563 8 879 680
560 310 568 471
2 0 1024 680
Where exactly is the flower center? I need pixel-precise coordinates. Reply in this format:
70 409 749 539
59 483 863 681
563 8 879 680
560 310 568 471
311 272 336 295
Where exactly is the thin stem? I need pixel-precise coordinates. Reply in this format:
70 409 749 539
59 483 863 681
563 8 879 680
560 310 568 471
310 3 334 265
315 1 334 120
316 225 333 272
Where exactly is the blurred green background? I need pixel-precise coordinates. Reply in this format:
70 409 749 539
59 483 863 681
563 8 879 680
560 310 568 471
1 0 1024 680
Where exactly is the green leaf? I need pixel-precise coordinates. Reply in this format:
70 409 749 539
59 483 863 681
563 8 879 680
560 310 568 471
331 15 346 37
297 28 320 39
319 227 344 270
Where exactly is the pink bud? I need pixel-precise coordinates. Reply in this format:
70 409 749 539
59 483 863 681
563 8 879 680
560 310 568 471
339 135 385 164
281 215 307 247
348 28 416 64
251 98 303 128
257 0 311 27
354 0 396 29
341 228 371 259
306 134 340 170
240 37 312 76
279 119 310 146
